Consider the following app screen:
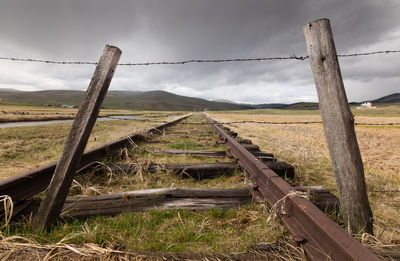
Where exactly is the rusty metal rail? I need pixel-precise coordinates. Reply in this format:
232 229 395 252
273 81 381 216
205 115 379 261
0 114 191 204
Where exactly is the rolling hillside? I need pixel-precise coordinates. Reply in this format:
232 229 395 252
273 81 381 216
0 89 251 111
280 102 319 110
278 93 400 110
371 93 400 103
1 89 398 111
0 90 143 108
124 91 251 111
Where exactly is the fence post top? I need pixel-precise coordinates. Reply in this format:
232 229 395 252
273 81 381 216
104 45 122 54
305 18 330 27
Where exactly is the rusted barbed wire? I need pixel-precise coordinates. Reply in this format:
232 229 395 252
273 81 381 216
1 119 398 126
0 50 399 66
76 119 400 126
181 121 400 126
2 118 396 126
0 55 307 65
119 55 308 65
0 57 97 65
337 50 400 58
128 120 400 126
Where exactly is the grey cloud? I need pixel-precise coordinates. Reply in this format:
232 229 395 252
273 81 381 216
0 0 399 103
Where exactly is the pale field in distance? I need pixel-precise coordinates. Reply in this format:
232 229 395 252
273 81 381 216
0 106 185 179
209 108 400 245
0 104 176 122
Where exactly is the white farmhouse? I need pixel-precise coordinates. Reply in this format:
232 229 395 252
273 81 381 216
357 102 376 109
361 102 372 108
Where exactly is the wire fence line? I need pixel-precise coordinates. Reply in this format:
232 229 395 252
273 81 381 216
224 121 400 126
2 118 394 126
0 50 399 66
128 120 400 126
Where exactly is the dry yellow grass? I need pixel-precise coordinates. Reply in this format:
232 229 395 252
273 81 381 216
0 105 178 122
209 112 400 245
0 113 305 259
0 105 188 123
216 112 400 125
0 115 180 180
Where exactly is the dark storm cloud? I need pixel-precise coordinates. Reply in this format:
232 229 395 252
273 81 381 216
0 0 399 103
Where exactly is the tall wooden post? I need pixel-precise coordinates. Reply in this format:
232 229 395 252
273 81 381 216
35 45 121 230
303 19 373 234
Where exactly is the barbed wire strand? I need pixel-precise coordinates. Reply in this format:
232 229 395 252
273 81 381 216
102 119 400 126
176 121 400 126
2 119 398 126
337 50 400 58
0 50 399 66
94 119 400 126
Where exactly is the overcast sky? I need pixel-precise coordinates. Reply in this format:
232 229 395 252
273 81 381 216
0 0 399 104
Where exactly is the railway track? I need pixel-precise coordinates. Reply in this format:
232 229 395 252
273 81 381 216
0 113 387 260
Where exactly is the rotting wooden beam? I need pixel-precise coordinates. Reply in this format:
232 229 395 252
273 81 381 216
153 149 227 157
61 187 250 217
21 188 251 218
225 130 238 138
237 138 253 144
295 186 339 212
257 156 276 163
251 186 339 213
263 161 295 180
251 151 274 158
95 160 294 181
35 45 121 230
241 144 260 152
19 187 339 218
100 162 238 179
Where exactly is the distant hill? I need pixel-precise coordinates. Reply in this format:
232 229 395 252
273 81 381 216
211 99 287 109
371 93 400 103
0 89 142 108
0 89 251 111
0 89 84 106
211 99 237 104
0 88 22 92
280 102 319 110
1 89 398 111
124 91 251 111
279 93 400 110
249 103 287 109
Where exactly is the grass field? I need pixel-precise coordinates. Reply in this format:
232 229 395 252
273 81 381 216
208 106 400 246
0 104 399 259
0 109 183 179
218 104 400 118
0 112 303 260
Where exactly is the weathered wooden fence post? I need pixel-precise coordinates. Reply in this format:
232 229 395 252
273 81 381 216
303 18 373 234
35 45 121 230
